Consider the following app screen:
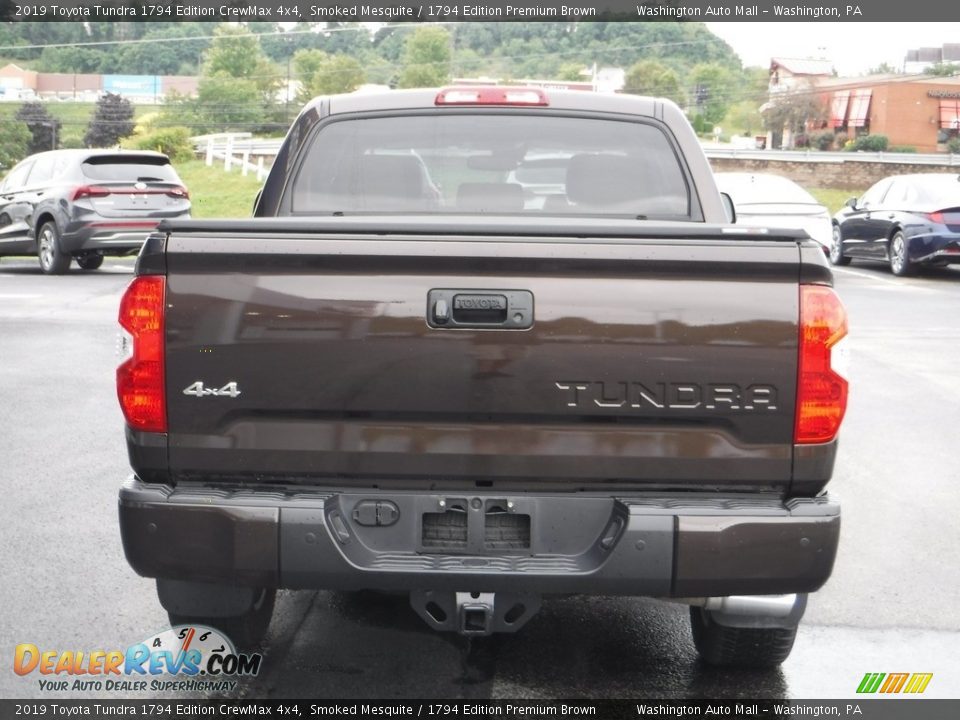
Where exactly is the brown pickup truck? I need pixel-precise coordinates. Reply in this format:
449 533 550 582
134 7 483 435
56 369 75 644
117 87 847 667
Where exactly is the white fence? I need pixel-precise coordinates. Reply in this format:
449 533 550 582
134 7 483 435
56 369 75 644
192 133 282 181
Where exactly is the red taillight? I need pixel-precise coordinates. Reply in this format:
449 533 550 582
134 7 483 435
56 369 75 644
435 87 549 106
117 276 166 433
71 185 110 201
167 186 190 199
926 211 945 224
795 285 848 444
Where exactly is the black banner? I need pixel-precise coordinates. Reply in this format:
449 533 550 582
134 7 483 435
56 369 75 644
2 699 960 719
0 0 958 23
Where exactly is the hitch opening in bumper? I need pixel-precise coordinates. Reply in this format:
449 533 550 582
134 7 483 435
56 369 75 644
410 590 542 635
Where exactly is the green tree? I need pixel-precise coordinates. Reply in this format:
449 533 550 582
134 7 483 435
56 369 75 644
623 60 683 105
167 24 283 133
204 25 264 79
115 24 211 76
924 62 958 77
557 63 587 82
868 62 899 75
762 82 829 149
688 63 736 125
203 25 281 103
294 51 365 102
397 26 451 89
84 93 136 148
724 100 763 137
37 46 105 73
293 49 328 92
0 121 30 171
195 76 263 130
15 102 61 154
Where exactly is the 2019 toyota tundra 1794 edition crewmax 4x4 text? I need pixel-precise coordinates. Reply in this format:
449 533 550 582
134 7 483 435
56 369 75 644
116 87 847 667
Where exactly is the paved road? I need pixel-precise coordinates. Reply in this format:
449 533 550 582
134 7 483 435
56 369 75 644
1 256 958 701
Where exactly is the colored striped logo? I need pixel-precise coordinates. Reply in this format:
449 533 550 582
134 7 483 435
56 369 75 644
857 672 934 694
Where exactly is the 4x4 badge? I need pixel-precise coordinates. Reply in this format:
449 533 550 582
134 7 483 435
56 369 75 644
182 381 241 398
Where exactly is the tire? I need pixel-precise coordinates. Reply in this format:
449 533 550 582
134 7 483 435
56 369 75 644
828 224 851 266
37 221 70 275
888 231 913 276
689 606 799 668
77 254 104 270
168 588 276 650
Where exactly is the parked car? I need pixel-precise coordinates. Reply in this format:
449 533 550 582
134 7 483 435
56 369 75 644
0 149 190 274
830 173 960 276
715 172 832 253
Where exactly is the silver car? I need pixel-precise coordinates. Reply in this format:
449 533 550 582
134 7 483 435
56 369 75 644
715 172 831 254
0 149 190 274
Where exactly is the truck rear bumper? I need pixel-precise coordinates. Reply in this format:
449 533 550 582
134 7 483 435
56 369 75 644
118 477 839 598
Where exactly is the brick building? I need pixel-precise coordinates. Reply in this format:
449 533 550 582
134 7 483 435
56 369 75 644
766 57 960 153
0 64 198 103
816 75 960 153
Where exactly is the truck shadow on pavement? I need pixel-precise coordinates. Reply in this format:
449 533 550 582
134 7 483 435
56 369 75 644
246 590 788 700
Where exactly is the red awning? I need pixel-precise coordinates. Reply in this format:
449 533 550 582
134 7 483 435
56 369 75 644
829 91 851 128
939 99 960 129
848 88 873 128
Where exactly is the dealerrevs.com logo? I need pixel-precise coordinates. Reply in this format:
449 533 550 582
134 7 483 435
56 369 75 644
14 625 262 693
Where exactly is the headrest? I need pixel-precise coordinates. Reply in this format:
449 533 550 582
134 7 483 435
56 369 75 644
359 155 426 198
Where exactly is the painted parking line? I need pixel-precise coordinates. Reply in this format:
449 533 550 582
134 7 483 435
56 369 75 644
832 267 939 292
833 268 903 285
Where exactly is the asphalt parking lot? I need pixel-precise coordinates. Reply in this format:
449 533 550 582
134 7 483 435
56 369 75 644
1 256 958 700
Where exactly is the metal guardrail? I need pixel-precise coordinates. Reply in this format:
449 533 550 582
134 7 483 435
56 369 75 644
704 148 960 166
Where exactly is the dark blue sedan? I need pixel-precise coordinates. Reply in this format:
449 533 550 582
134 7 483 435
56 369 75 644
830 173 960 276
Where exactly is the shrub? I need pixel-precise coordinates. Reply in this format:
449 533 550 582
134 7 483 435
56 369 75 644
947 137 960 154
888 145 917 153
812 131 837 151
845 134 889 152
0 121 30 170
794 133 810 148
132 127 194 162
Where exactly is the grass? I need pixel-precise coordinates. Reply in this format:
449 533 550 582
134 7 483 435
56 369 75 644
809 187 864 215
174 159 263 219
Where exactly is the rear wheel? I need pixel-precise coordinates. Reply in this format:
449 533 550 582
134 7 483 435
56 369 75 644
37 222 70 275
76 254 104 271
689 606 799 668
889 231 913 276
828 224 851 266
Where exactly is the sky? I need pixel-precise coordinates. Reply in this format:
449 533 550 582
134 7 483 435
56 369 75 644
706 22 960 75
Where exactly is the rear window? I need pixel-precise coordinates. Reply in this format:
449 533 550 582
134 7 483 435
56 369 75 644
290 114 693 219
911 177 960 208
718 174 818 205
81 156 179 183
